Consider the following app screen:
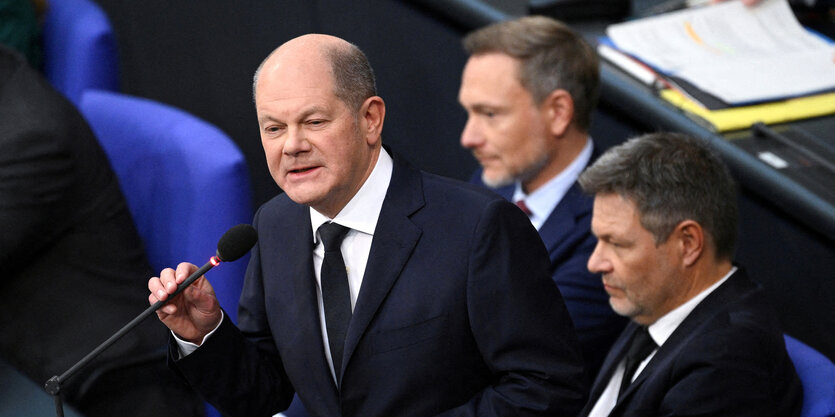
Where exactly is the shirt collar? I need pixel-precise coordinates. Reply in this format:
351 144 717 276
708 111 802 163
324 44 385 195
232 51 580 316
512 137 593 224
647 266 738 346
310 148 393 243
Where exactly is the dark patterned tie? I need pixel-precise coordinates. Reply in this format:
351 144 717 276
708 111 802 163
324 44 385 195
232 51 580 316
618 326 657 399
318 222 352 380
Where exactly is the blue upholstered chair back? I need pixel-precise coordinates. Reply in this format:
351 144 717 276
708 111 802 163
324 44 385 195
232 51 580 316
784 334 835 417
79 90 252 324
43 0 120 105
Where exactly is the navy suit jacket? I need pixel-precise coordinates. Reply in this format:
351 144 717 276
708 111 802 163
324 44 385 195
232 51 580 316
471 161 627 379
173 152 587 417
581 269 802 417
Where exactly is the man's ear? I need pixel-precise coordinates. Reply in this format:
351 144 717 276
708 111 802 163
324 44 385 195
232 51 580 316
542 89 574 137
674 220 705 267
361 96 385 145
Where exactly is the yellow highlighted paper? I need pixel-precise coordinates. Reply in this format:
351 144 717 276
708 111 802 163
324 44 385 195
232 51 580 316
659 88 835 132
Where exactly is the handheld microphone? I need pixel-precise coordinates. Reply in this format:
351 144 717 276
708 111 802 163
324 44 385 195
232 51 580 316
154 223 258 306
45 224 258 417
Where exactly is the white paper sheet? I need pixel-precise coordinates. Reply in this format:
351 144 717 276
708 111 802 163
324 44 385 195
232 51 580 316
607 0 835 104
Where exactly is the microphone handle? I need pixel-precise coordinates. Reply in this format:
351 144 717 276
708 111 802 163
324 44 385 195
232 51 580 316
46 257 218 391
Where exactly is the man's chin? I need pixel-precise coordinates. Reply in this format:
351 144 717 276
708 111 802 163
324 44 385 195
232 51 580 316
610 299 637 320
481 172 513 189
282 187 320 207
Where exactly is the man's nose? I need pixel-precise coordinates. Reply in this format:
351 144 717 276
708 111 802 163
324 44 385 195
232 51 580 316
460 117 484 149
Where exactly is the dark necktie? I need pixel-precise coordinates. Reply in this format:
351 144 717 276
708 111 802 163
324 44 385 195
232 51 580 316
318 222 352 380
515 199 532 217
618 326 657 399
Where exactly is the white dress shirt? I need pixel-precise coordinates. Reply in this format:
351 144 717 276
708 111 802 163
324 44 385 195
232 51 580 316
309 148 392 380
587 266 738 417
175 149 394 384
512 138 593 230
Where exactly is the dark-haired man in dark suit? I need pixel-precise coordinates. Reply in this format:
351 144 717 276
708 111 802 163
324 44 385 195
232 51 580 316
578 132 802 417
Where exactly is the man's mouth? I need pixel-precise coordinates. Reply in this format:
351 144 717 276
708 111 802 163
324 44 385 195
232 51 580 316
290 167 316 174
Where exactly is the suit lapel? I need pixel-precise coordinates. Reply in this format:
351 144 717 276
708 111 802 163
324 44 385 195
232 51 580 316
277 204 340 400
282 204 319 338
537 183 590 258
585 323 638 411
526 144 598 259
340 154 424 380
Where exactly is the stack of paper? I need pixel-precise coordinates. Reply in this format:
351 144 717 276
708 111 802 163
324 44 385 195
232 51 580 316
601 0 835 131
607 0 835 104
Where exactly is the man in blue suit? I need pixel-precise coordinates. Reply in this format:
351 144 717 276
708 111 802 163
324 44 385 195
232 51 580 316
458 16 626 379
148 34 586 416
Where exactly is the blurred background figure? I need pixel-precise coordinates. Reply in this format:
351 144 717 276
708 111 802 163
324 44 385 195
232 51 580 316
458 15 627 379
0 2 205 414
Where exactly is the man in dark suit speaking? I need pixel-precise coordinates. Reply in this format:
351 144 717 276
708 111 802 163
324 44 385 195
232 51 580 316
148 34 586 416
577 132 802 416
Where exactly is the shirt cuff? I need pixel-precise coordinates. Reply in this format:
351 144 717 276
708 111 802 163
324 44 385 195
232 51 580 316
172 310 225 358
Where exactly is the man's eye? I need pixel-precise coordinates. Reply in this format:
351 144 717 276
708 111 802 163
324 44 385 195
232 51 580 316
603 238 622 248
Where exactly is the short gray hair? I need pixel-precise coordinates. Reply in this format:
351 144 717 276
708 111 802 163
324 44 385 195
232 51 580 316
462 15 599 130
325 42 377 112
252 41 377 112
579 132 738 260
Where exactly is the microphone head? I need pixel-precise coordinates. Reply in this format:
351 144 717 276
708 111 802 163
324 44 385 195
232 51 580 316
216 224 258 262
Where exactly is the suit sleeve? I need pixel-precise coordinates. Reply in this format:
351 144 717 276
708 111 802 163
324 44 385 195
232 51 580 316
170 208 296 417
439 198 588 416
